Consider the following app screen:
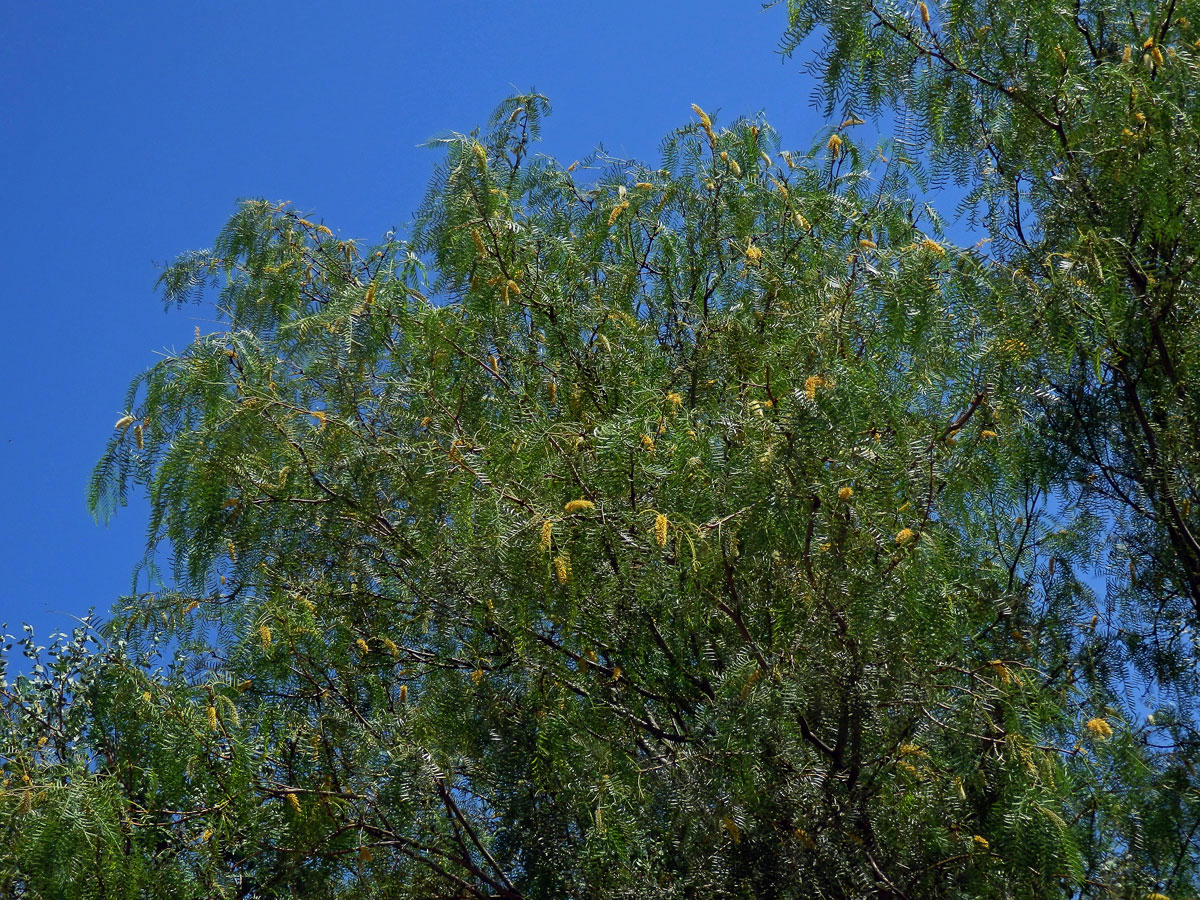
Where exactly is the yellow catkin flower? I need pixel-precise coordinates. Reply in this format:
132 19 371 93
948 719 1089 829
919 1 930 24
691 103 712 131
1143 36 1155 49
1055 46 1067 66
356 638 370 655
547 381 558 404
640 434 656 453
206 706 219 730
972 835 990 850
728 157 742 177
541 519 554 551
37 735 48 748
608 202 629 226
382 637 399 657
286 792 302 813
564 499 595 514
655 513 669 548
134 424 144 449
859 238 877 249
635 181 654 189
804 374 826 400
1085 717 1114 739
981 429 998 439
722 816 742 844
921 237 945 255
1151 46 1165 66
554 554 571 584
899 743 926 757
666 391 683 408
839 487 854 501
200 828 212 842
114 415 135 431
896 528 917 545
143 691 153 702
744 244 764 266
506 279 521 297
258 624 272 648
1122 44 1132 62
827 133 844 156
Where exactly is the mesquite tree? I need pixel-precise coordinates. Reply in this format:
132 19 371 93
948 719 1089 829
2 0 1198 890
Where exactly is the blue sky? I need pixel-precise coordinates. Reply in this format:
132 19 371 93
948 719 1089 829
0 2 860 642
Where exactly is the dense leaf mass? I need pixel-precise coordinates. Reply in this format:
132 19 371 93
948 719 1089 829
4 0 1200 894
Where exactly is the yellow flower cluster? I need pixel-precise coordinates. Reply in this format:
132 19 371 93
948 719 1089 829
827 133 844 157
541 519 554 551
554 554 571 584
655 513 669 548
564 499 595 514
692 103 716 149
1085 717 1114 739
608 202 629 226
744 243 764 266
839 487 854 501
896 528 917 545
804 374 828 400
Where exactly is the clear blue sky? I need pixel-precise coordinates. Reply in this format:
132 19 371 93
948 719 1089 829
0 2 857 641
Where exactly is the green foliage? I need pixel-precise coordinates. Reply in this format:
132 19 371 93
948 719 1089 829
4 0 1200 891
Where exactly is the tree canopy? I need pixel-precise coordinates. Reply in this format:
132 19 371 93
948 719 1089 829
3 1 1200 897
